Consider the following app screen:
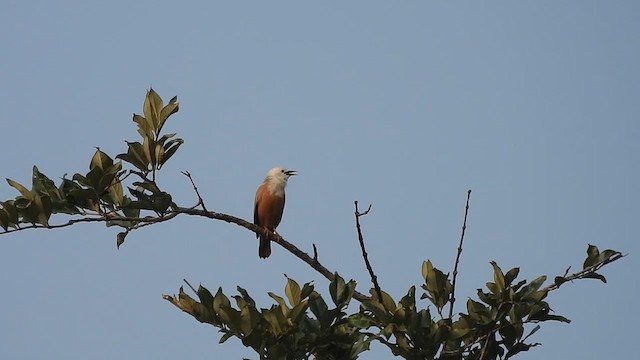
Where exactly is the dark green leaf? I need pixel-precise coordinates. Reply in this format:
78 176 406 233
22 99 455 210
329 273 346 307
309 291 328 320
554 276 567 287
34 194 52 226
32 166 59 198
504 267 520 287
151 191 172 215
213 287 231 313
197 285 214 309
582 272 607 283
0 208 9 230
1 201 18 225
583 244 600 268
159 139 184 167
219 331 235 344
116 232 127 249
236 286 256 307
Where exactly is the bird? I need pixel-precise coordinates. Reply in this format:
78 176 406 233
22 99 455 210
254 167 296 258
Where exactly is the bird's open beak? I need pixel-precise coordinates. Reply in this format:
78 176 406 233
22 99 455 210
285 170 297 176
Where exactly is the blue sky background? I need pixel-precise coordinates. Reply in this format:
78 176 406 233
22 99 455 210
1 1 637 359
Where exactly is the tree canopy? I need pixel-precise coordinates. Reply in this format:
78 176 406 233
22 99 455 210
0 89 624 360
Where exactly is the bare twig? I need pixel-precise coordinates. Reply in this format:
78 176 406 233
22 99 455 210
181 171 208 211
354 201 382 302
449 189 472 319
183 278 197 293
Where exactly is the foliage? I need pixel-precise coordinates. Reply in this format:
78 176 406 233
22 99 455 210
0 90 624 359
166 245 620 360
167 274 370 360
0 89 183 247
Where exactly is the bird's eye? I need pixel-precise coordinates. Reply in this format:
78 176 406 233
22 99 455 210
281 169 285 173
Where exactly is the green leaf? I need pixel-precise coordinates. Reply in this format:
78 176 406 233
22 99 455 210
197 285 214 309
34 194 52 226
154 143 164 169
300 281 315 300
504 267 520 287
329 273 346 307
213 287 231 313
289 300 309 324
268 292 290 315
32 166 59 198
133 114 152 138
151 191 172 215
219 331 235 344
554 276 568 287
583 244 600 268
582 272 607 283
132 181 161 194
285 277 302 307
309 291 328 320
399 286 416 310
90 148 113 171
236 286 256 308
144 88 163 130
1 201 18 226
6 178 32 198
159 101 179 129
422 260 452 311
378 290 396 313
159 138 184 167
516 275 547 299
491 261 506 293
117 141 149 172
0 207 9 230
143 136 156 168
116 232 127 249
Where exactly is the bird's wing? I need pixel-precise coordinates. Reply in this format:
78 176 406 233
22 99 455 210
254 184 263 238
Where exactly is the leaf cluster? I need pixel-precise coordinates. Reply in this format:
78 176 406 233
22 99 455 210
167 245 621 360
165 274 371 360
1 89 183 248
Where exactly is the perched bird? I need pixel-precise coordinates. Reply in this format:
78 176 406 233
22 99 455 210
254 167 296 258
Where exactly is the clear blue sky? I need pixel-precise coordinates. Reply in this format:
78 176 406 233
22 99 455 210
1 1 637 359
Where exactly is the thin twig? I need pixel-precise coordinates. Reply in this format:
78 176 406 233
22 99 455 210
183 278 197 293
181 171 208 211
449 189 472 319
354 201 382 302
479 331 492 360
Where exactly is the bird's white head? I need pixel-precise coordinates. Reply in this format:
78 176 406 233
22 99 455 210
265 166 296 188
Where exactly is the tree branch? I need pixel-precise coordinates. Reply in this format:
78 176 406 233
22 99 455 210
353 201 382 302
543 251 625 292
449 189 472 319
0 204 371 302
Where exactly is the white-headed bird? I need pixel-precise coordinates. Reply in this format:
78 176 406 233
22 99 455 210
254 167 296 258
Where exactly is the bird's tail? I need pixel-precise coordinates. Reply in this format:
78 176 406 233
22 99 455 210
259 235 271 258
